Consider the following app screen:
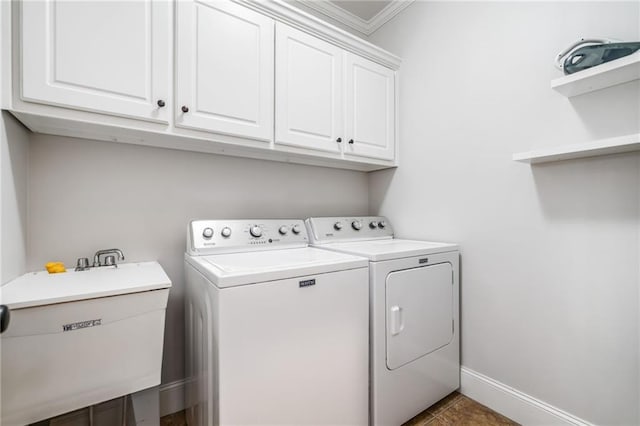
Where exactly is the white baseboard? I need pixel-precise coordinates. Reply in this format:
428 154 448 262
158 379 186 417
460 367 594 426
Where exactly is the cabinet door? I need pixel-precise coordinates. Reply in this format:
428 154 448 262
275 23 343 154
21 0 170 123
175 0 274 142
344 53 395 160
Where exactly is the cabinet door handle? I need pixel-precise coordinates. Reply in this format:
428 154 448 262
336 137 342 143
181 106 189 113
157 99 166 108
348 139 354 144
0 305 10 334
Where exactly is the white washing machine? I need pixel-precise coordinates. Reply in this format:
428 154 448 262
305 216 460 426
184 219 370 426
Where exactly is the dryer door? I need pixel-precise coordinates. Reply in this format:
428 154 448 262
386 263 453 370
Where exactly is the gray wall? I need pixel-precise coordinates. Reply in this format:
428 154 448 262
369 2 640 424
27 134 369 383
1 112 28 284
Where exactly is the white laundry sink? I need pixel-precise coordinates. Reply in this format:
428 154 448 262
0 261 171 426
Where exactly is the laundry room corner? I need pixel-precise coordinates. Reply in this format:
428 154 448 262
2 0 639 423
1 111 29 284
368 1 640 425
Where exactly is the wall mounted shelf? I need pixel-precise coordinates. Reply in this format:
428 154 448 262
513 133 640 164
551 51 640 97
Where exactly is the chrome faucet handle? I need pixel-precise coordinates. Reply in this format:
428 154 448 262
75 257 90 271
104 255 117 268
93 249 125 267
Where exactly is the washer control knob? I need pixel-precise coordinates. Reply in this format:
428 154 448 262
221 227 232 238
250 225 262 238
334 222 343 231
369 220 378 229
378 220 387 229
351 220 362 231
292 224 302 234
279 225 289 235
202 227 214 239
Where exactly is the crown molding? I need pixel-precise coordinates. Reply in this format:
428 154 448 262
299 0 414 36
299 1 370 35
236 0 401 69
367 1 414 35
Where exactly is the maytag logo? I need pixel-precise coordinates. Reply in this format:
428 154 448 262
62 319 102 332
419 258 429 264
299 279 316 288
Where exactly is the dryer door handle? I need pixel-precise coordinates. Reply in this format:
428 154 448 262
389 306 404 336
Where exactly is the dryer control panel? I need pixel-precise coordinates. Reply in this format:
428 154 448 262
306 216 394 244
188 219 309 255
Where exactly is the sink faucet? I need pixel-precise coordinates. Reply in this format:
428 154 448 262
93 249 125 267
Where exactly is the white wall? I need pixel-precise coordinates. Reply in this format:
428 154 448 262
27 134 369 384
1 112 28 284
369 2 640 425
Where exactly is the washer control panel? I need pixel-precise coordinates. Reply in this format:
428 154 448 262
305 216 393 243
188 219 309 255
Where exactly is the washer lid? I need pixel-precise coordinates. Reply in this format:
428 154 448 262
0 262 172 310
314 239 458 261
185 247 368 288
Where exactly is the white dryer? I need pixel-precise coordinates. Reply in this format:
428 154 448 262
305 216 460 426
184 219 370 426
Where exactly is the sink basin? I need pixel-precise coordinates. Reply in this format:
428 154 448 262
0 261 171 425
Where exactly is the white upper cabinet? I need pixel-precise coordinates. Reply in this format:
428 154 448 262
13 0 400 170
275 23 343 154
21 0 170 123
344 53 395 161
175 0 274 142
275 23 395 160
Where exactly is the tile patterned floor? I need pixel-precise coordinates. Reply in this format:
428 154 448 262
402 392 519 426
161 392 519 425
160 410 188 426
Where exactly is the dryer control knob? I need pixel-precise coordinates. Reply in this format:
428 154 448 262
202 227 214 239
221 227 232 238
352 220 362 231
369 221 378 229
334 222 343 231
378 220 387 229
250 225 263 238
279 225 289 235
292 224 302 234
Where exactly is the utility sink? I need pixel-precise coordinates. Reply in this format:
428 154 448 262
0 262 171 426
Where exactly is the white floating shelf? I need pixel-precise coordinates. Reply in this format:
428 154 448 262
551 51 640 97
513 133 640 164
